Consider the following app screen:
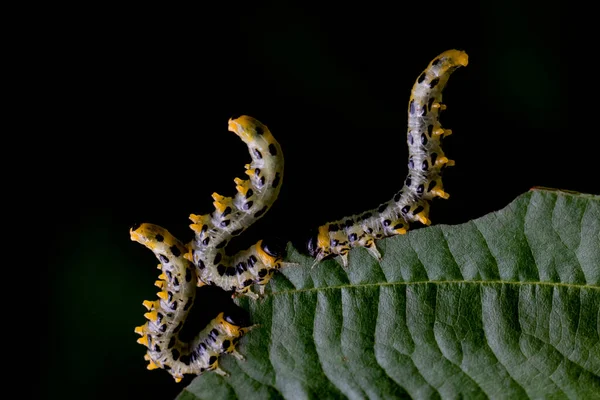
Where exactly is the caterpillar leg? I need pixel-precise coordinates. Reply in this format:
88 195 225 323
213 363 229 377
233 288 260 300
338 252 349 268
280 261 300 269
365 242 382 261
257 284 267 297
226 323 260 362
310 251 326 269
229 348 246 361
337 241 382 267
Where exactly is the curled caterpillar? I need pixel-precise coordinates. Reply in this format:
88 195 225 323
307 49 468 267
131 116 289 381
132 223 255 382
186 116 291 299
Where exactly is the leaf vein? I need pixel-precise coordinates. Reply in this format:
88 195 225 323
266 280 599 297
438 227 466 281
470 219 502 280
310 293 346 399
479 286 530 397
524 193 542 281
431 286 488 398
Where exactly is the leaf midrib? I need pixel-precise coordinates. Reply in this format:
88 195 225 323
265 279 600 297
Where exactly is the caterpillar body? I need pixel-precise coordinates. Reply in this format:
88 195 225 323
307 49 468 267
186 116 290 298
131 116 288 381
132 223 254 382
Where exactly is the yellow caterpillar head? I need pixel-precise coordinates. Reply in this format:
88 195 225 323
228 115 271 142
217 307 251 336
256 237 287 265
306 225 333 261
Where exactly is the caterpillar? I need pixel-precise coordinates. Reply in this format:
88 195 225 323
132 223 255 382
131 116 289 381
307 49 468 267
185 115 291 299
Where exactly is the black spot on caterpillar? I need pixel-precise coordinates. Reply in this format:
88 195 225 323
132 223 256 382
186 116 293 299
307 49 468 267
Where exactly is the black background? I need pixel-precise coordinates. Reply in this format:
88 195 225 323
34 1 585 399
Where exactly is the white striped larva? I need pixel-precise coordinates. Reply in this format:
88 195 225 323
185 116 291 299
307 50 468 267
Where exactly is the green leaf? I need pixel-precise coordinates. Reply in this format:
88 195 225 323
178 189 600 400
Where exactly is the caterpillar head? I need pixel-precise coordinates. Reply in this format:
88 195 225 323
222 306 251 329
306 230 320 258
254 237 287 272
306 225 333 262
228 115 270 142
260 237 287 259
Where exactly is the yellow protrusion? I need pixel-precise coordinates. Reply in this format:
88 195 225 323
156 264 162 270
235 178 249 195
236 184 248 195
395 228 408 235
190 223 203 233
416 214 431 226
451 50 469 67
137 335 149 346
134 325 145 335
443 129 452 137
174 377 183 383
129 229 141 242
147 361 159 370
158 273 167 280
446 159 455 167
142 300 156 310
213 200 228 213
244 169 255 177
189 214 202 224
144 353 151 361
144 310 158 321
184 252 194 262
244 163 251 170
157 291 169 301
433 128 445 136
211 192 225 202
154 280 165 289
436 156 450 166
432 189 450 199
